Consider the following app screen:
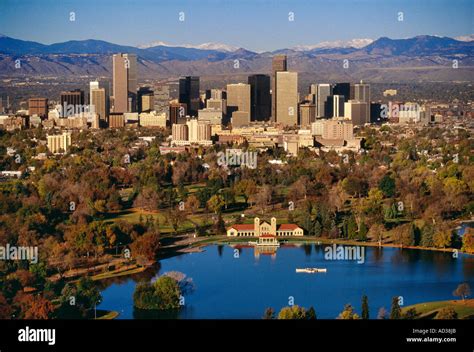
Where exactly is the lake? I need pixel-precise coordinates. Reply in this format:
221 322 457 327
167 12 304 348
97 244 474 319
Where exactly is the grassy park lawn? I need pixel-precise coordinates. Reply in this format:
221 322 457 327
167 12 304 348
402 299 474 319
95 310 120 320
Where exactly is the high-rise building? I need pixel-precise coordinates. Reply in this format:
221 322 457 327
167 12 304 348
28 98 48 118
47 132 71 153
172 123 189 141
179 76 200 117
344 100 368 126
112 53 137 113
227 83 251 124
153 84 170 113
354 82 370 122
60 90 85 117
299 103 316 128
248 74 271 121
169 102 187 125
317 84 332 118
89 81 99 104
91 88 106 124
138 87 154 113
276 71 298 126
333 83 351 102
271 55 288 121
333 95 345 117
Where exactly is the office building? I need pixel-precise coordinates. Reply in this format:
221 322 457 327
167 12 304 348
227 83 251 123
275 71 298 126
333 95 345 117
354 82 370 122
28 98 48 118
139 111 167 127
317 84 332 118
271 55 288 121
89 81 99 104
248 74 271 121
47 132 71 153
138 87 154 113
344 100 369 125
112 53 137 113
169 102 187 125
299 103 316 128
179 76 200 117
90 88 107 124
108 113 125 128
60 90 85 117
333 83 351 102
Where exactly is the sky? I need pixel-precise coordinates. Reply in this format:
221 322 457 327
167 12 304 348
0 0 472 52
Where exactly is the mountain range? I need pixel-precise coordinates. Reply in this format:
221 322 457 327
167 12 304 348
0 34 473 82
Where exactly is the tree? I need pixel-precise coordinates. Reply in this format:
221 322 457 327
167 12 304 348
306 306 317 320
461 229 474 253
390 296 402 319
234 179 256 205
337 304 360 319
377 307 388 320
263 307 275 320
0 293 13 319
185 194 200 214
453 283 471 301
435 307 458 319
403 307 418 319
214 213 226 236
277 305 308 319
207 194 225 214
133 276 181 310
130 231 160 262
379 174 396 198
358 221 368 241
361 295 369 319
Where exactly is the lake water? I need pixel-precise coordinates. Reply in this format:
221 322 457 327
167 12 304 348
97 244 474 319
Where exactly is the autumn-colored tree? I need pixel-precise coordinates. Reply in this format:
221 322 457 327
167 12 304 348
185 194 200 214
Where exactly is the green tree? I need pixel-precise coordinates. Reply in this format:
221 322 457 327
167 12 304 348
133 276 181 310
390 296 402 319
306 306 317 320
361 295 369 319
379 174 396 198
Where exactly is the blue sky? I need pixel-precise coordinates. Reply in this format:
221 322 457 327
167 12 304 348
0 0 472 51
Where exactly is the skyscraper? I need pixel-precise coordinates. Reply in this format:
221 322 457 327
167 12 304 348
344 100 368 126
299 102 316 128
91 88 106 124
354 81 371 122
275 71 298 126
138 87 154 113
248 74 271 121
89 81 99 104
333 83 351 102
112 53 137 113
271 55 288 121
317 84 332 118
179 76 200 117
60 90 85 117
333 95 345 117
227 83 251 125
28 98 48 118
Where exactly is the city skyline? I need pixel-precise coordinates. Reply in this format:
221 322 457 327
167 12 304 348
0 0 472 52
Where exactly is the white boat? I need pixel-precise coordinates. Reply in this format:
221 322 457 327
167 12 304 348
295 268 327 273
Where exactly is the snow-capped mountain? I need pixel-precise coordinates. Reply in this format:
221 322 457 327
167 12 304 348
138 41 239 52
291 38 374 51
455 34 474 42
